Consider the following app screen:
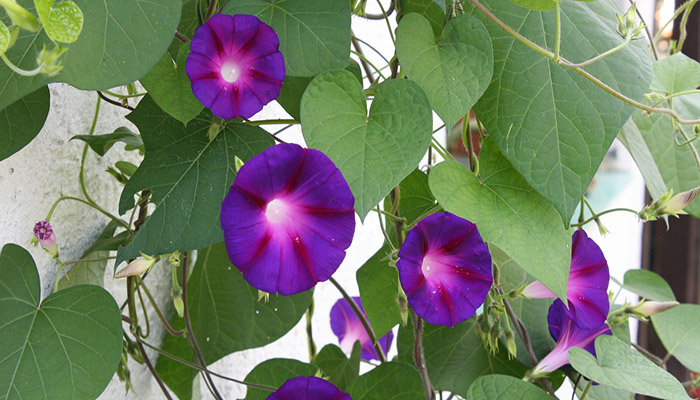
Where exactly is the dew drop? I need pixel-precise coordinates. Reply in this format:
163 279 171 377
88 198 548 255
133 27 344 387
255 310 260 314
274 307 278 312
206 337 210 342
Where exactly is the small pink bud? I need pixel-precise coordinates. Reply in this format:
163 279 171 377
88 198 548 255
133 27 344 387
630 300 679 317
114 254 157 278
663 187 700 215
33 220 57 256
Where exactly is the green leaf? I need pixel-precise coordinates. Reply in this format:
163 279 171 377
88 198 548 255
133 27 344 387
57 220 123 290
396 13 493 128
651 303 700 372
467 375 556 399
314 343 361 390
493 245 555 365
276 60 362 121
568 335 688 399
115 96 274 266
0 0 182 111
429 139 570 301
392 169 440 225
574 382 634 400
156 242 314 400
301 70 433 219
0 86 50 161
634 94 700 217
650 52 700 94
71 126 144 157
0 21 10 54
347 362 424 400
399 0 445 36
622 269 675 302
0 243 122 399
508 0 557 11
140 42 203 126
43 1 84 43
168 0 199 56
617 119 667 201
398 317 528 397
466 0 653 224
222 0 351 77
115 161 138 177
357 246 401 339
243 358 318 400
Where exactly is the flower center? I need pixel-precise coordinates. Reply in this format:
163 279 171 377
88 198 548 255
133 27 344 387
220 61 240 83
421 254 440 279
265 199 289 224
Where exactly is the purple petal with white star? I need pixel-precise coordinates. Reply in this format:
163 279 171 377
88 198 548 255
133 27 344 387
330 296 393 362
266 376 351 400
397 212 493 327
186 14 285 119
533 299 611 374
221 143 355 295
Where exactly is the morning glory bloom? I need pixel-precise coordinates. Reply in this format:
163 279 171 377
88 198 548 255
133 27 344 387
532 299 612 375
522 229 610 329
33 220 57 257
266 376 351 400
330 296 393 361
397 212 493 327
186 14 285 119
220 143 355 295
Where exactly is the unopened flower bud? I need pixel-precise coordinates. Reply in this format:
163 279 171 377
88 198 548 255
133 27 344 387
114 253 158 278
36 44 67 76
173 294 184 318
352 0 368 17
630 300 679 318
33 220 58 257
504 328 517 359
1 0 40 32
640 187 700 224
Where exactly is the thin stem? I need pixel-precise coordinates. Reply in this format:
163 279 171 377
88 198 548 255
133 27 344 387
350 49 388 81
673 0 698 53
363 1 395 19
653 0 695 43
328 277 387 363
175 30 190 43
138 339 277 391
100 89 147 99
571 207 639 228
204 0 219 20
306 299 317 363
661 351 673 366
134 280 151 338
351 34 376 84
352 35 391 65
552 1 561 63
412 311 435 400
372 208 406 223
376 0 396 45
182 252 223 399
405 205 442 231
566 35 631 68
652 89 700 107
376 206 398 252
468 0 700 126
579 380 593 400
632 343 665 366
462 113 475 171
431 137 456 161
628 0 658 60
0 53 45 76
79 95 102 207
246 118 298 126
48 195 129 230
135 339 174 399
61 256 116 266
97 91 135 111
136 276 185 337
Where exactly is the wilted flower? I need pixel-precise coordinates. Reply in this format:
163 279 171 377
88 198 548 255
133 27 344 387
330 296 393 361
532 299 612 376
266 376 351 400
186 13 285 120
522 229 610 329
397 212 493 327
33 220 57 256
220 143 355 295
114 254 158 278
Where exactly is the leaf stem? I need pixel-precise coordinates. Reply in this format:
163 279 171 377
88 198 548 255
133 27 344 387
46 195 130 230
411 311 435 400
579 380 593 400
0 53 45 76
328 277 387 363
350 49 388 81
306 299 317 363
352 33 376 84
135 276 185 337
566 35 632 68
376 206 398 252
552 1 561 64
246 118 299 126
376 0 396 45
571 207 639 228
100 89 147 99
135 338 175 399
97 91 135 111
79 95 101 207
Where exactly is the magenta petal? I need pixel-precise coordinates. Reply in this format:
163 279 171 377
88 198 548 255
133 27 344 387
266 376 351 400
186 14 285 119
221 143 355 295
567 229 610 329
397 212 493 327
329 297 394 362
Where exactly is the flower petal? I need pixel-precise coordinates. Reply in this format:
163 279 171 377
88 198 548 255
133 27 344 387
567 229 610 329
266 376 351 400
330 296 393 361
397 212 493 327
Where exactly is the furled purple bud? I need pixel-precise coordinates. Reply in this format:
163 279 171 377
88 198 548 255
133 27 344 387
33 220 57 257
114 254 158 278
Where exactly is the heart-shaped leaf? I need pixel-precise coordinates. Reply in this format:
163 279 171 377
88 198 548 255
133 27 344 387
0 243 122 399
399 0 446 36
222 0 351 77
466 0 653 224
115 96 274 266
314 343 361 391
0 86 50 161
396 13 493 128
301 69 433 219
652 304 700 372
467 375 555 399
429 139 570 301
0 0 181 111
347 362 425 400
156 242 313 400
140 42 203 125
650 52 700 94
568 335 688 399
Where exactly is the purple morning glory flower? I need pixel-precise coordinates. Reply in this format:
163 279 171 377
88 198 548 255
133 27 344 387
220 143 355 295
397 212 493 327
532 299 611 375
266 376 351 400
330 296 393 362
522 229 610 329
186 14 285 120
